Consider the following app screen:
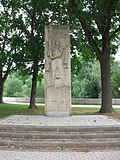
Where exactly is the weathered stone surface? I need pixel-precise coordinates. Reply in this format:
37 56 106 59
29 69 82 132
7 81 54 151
45 25 71 116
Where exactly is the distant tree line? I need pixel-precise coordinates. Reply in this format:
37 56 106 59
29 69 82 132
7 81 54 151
3 72 44 98
4 61 120 99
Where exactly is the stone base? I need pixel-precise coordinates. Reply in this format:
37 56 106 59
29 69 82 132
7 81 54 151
46 112 71 117
45 86 71 117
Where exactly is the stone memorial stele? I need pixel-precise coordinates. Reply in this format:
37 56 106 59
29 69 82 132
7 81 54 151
45 25 71 116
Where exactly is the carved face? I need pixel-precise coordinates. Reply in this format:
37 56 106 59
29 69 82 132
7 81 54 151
55 40 60 46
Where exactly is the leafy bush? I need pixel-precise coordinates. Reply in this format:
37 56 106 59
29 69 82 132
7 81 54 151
4 75 23 97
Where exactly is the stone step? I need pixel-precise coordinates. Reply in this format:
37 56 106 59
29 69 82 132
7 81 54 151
0 124 120 150
0 125 120 133
0 131 120 140
0 139 120 149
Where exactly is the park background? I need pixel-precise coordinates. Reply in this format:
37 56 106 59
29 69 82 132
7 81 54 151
0 0 120 114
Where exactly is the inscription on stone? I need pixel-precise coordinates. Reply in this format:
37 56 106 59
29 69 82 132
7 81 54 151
45 25 71 116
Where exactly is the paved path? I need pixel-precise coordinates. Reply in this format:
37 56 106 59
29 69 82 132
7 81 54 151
0 115 120 126
72 104 120 108
4 101 120 108
0 150 120 160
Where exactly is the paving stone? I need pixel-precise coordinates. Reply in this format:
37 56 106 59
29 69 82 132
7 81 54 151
0 115 120 126
0 150 120 160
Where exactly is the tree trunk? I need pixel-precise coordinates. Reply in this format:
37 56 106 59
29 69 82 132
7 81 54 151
99 51 114 113
28 59 38 109
0 79 4 103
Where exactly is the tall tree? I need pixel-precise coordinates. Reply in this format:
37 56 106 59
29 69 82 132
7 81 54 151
16 0 48 109
17 0 70 109
69 0 120 113
0 0 24 103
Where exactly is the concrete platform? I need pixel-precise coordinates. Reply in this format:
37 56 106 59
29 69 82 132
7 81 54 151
0 115 120 126
0 115 120 159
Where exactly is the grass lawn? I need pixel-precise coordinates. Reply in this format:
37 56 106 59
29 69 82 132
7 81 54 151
0 103 120 119
0 103 44 119
72 107 120 119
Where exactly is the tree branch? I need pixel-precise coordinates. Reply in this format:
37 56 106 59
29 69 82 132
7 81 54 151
3 62 12 81
24 5 32 18
78 17 102 61
92 3 104 36
3 52 13 81
0 68 2 80
109 25 120 41
69 0 102 61
1 31 7 53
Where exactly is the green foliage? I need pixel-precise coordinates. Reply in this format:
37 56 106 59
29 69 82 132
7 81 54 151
70 0 120 60
0 1 24 70
36 79 44 98
79 77 100 98
3 72 45 98
4 74 23 97
111 62 120 98
72 61 101 98
72 60 120 98
4 60 120 99
22 77 32 98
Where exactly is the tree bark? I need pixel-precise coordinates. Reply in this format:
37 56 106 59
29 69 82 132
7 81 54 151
0 68 4 103
28 59 38 109
28 2 38 109
99 49 114 113
0 79 4 103
0 63 12 103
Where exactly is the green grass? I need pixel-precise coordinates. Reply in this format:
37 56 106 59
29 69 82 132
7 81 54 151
0 103 120 119
72 107 99 115
72 107 120 119
0 103 45 119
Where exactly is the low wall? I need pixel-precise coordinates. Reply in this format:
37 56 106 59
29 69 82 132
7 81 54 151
72 98 120 105
3 97 120 105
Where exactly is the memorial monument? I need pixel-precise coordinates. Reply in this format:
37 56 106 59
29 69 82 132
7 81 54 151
45 25 71 116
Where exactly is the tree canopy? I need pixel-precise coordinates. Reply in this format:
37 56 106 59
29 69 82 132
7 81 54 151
0 0 120 113
69 0 120 113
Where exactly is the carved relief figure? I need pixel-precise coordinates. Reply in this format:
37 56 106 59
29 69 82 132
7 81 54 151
45 39 69 87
